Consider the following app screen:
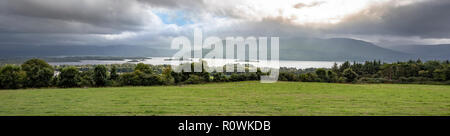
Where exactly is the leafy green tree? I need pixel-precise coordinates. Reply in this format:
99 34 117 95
0 65 25 89
94 65 108 86
119 72 139 86
135 63 153 74
21 59 54 88
161 67 175 85
315 68 327 82
343 68 358 82
110 66 119 81
433 69 446 81
327 70 338 82
79 70 95 87
58 66 80 88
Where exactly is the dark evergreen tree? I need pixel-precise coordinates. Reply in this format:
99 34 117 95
94 65 108 86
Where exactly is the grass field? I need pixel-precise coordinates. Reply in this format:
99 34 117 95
0 81 449 116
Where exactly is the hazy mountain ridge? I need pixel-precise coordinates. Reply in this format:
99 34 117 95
1 38 449 61
279 37 413 61
387 44 450 60
0 45 176 57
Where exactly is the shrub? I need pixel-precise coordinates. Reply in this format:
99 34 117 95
315 68 327 82
119 70 162 86
0 65 25 89
343 68 358 82
230 73 246 82
398 77 431 83
58 66 80 88
246 73 259 81
212 73 227 82
184 75 204 84
327 70 338 83
279 72 298 81
299 73 318 82
337 77 347 83
358 77 391 84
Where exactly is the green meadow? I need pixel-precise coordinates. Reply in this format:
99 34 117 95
0 81 449 116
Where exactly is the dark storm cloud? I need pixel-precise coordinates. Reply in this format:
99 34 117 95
0 0 155 34
0 0 449 48
332 0 450 39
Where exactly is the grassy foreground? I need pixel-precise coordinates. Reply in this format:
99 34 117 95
0 81 449 116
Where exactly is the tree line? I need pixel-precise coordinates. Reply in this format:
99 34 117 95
0 59 266 89
1 59 450 89
279 59 450 84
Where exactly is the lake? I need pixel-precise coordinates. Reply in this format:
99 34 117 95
48 57 343 69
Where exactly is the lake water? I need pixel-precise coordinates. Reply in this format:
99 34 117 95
48 57 343 69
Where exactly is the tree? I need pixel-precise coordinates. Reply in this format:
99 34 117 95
343 68 358 82
161 67 175 85
79 70 95 87
433 69 446 81
119 72 139 86
331 63 339 75
135 63 153 74
58 66 80 88
94 65 108 86
315 68 327 82
0 65 25 89
339 61 351 73
110 66 119 81
380 64 394 79
327 70 338 83
21 59 54 88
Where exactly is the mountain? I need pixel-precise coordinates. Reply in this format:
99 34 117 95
386 44 450 60
279 38 413 61
0 45 176 57
1 38 448 61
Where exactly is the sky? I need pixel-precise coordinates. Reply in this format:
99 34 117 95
0 0 450 48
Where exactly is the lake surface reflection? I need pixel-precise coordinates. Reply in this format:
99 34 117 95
49 57 343 69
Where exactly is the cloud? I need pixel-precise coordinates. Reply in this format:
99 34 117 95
0 0 449 48
330 0 450 39
294 1 325 9
0 0 160 34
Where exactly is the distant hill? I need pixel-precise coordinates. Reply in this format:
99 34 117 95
0 45 176 57
1 38 449 61
387 44 450 60
279 38 413 61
